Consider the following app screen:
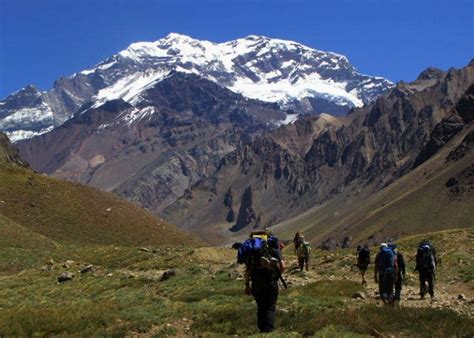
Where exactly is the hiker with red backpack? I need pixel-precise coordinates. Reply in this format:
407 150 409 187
415 240 437 300
374 243 398 305
237 230 286 333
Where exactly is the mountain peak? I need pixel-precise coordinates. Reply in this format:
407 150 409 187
1 33 394 141
164 32 194 41
417 67 445 81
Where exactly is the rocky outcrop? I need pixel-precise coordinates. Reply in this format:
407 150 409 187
164 61 474 236
18 73 286 214
0 132 28 167
231 187 257 232
413 84 474 168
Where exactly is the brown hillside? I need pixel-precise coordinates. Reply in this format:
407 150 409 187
0 162 201 247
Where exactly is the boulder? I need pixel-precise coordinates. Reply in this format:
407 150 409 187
160 269 176 281
57 272 74 283
352 292 367 299
80 265 94 274
457 294 466 300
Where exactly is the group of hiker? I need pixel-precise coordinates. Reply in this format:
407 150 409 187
357 240 437 305
236 230 438 333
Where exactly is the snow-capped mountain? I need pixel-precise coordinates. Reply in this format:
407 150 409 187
0 33 393 142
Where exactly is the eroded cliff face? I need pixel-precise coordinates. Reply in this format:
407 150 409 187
163 62 474 237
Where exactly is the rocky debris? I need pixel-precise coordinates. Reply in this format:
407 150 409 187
62 260 75 269
128 272 138 279
447 130 474 162
57 272 74 283
457 294 466 301
138 247 150 252
80 265 94 274
41 265 52 272
160 269 176 282
320 238 338 250
341 236 352 248
228 269 243 280
106 207 112 212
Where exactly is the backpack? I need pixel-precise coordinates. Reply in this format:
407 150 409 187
358 247 370 265
417 244 435 271
298 242 311 257
377 247 395 274
237 233 279 271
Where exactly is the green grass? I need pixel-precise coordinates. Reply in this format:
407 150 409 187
0 239 472 337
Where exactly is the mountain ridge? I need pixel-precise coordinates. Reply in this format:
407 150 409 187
1 33 393 142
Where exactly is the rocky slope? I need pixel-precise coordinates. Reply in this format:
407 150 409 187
1 33 392 142
0 132 28 167
17 72 286 214
163 61 474 243
0 141 200 248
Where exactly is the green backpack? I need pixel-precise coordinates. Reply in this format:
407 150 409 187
301 242 311 256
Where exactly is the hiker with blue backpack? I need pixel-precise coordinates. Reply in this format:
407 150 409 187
415 240 437 300
389 243 406 304
237 230 286 333
374 243 398 305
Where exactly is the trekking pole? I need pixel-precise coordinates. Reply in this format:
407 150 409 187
279 275 288 289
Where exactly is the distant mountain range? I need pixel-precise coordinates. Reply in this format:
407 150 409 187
162 61 474 245
0 33 393 142
3 32 472 246
16 57 474 244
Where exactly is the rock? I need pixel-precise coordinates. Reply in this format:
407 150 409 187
341 236 352 248
106 207 112 212
457 294 466 300
57 272 74 283
128 272 138 279
231 187 257 231
160 269 176 281
63 260 75 268
138 247 150 252
106 273 113 277
47 259 55 265
228 269 243 279
352 292 367 299
80 264 94 274
41 265 52 272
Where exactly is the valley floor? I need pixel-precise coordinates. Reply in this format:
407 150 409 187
0 229 473 337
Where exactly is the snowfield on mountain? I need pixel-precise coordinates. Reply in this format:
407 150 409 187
0 33 393 142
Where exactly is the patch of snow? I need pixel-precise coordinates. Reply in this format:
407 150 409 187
277 113 299 126
0 103 55 129
6 125 54 143
119 106 156 126
92 69 169 106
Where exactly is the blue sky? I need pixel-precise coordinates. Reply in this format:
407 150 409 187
0 0 473 98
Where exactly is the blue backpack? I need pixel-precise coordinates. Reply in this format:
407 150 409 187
237 234 279 267
377 247 395 274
